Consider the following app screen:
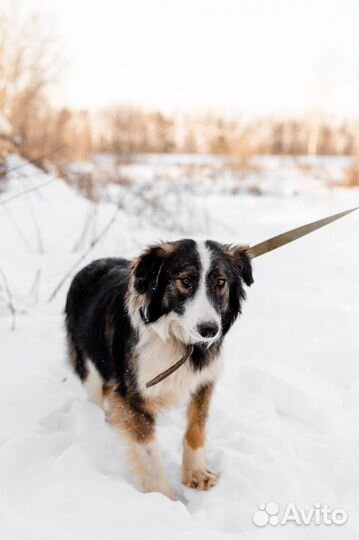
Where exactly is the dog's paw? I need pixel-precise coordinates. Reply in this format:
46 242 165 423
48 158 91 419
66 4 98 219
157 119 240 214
182 469 219 490
140 479 177 501
142 485 177 501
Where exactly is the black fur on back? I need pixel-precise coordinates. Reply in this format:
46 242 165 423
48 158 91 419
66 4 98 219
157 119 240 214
65 258 138 396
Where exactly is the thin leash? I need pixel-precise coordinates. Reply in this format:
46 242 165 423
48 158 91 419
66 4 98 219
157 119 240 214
145 206 358 387
146 346 194 388
249 206 358 258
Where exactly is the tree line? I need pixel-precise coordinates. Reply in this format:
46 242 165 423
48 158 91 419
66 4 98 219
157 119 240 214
0 5 357 168
97 107 357 157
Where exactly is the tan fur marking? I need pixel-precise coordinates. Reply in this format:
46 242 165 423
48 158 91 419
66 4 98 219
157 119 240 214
223 244 252 269
107 390 155 443
159 242 178 255
223 243 251 256
103 385 112 398
131 242 177 274
182 384 219 490
185 384 214 449
173 269 197 295
107 389 175 499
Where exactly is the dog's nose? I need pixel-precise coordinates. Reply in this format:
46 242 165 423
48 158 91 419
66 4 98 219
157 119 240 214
197 322 219 338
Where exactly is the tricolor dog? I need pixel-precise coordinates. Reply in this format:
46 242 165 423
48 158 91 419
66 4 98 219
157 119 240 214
65 239 253 499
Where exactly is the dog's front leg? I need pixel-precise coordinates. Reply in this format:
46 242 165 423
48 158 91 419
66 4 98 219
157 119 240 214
182 383 219 490
108 391 175 500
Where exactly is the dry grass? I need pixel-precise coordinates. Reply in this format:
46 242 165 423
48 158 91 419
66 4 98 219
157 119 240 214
342 160 359 188
226 156 262 178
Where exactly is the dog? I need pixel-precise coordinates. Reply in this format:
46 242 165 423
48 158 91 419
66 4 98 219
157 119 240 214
65 239 253 499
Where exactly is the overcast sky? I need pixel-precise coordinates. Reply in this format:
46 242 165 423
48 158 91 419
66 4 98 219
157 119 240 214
2 0 358 117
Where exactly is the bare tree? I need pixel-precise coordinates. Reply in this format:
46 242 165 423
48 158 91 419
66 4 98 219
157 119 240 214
0 3 64 161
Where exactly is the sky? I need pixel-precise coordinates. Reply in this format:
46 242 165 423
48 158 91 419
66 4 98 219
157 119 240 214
2 0 358 117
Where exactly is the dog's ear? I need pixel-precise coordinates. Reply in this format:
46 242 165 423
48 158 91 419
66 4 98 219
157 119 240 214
132 243 175 323
132 245 165 296
226 244 254 287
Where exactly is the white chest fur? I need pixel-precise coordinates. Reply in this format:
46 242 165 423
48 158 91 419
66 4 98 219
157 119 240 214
135 328 223 407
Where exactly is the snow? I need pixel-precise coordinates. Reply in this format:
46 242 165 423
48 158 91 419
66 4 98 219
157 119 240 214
0 154 358 539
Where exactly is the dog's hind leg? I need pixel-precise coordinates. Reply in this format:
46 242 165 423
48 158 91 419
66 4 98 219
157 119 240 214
67 337 88 381
107 390 175 500
182 383 219 490
67 337 104 408
84 361 104 408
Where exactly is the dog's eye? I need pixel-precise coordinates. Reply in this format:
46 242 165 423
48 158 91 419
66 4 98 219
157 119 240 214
180 277 192 289
216 278 227 289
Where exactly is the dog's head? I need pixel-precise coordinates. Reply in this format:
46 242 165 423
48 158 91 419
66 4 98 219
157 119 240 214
131 239 253 345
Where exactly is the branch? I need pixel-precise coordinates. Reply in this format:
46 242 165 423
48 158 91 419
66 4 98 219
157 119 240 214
0 177 56 206
48 208 119 302
28 268 41 304
72 205 97 252
4 144 66 176
2 204 32 251
0 268 16 330
0 144 67 206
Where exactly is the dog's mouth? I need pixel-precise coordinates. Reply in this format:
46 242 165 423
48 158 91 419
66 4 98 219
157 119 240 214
188 329 221 347
157 317 221 347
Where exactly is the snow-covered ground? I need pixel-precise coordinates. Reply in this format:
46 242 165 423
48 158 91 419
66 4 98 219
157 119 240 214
0 155 358 540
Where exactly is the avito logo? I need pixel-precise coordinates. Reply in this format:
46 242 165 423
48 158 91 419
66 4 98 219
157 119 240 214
252 502 348 527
